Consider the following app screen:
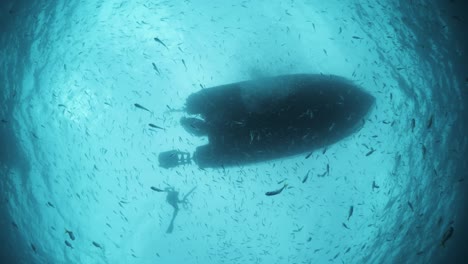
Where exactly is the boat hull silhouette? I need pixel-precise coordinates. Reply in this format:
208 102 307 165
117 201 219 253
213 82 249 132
159 74 375 169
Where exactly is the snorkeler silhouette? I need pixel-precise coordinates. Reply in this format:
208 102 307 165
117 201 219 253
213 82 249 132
152 186 196 233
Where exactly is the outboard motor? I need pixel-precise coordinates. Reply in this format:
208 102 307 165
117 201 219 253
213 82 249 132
158 150 191 169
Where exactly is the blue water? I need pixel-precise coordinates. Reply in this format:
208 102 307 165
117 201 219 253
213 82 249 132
1 1 467 264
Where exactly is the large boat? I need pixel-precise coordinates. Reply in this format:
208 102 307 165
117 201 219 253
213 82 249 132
159 74 375 169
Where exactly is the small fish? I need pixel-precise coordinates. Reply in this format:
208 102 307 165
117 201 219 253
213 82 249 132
307 237 312 242
11 222 18 229
92 241 103 249
317 171 326 177
31 243 37 253
65 240 73 249
352 36 363 39
152 62 160 75
305 152 313 159
148 123 164 130
277 179 287 184
151 186 164 192
65 229 75 240
1 119 7 123
322 147 327 154
342 223 350 229
181 59 187 70
411 119 415 132
58 104 67 108
408 201 414 212
422 145 427 158
427 115 433 129
293 226 304 232
47 202 55 208
265 184 288 196
441 226 454 248
372 181 380 190
437 217 444 226
153 37 168 49
134 103 152 113
365 148 376 156
333 253 340 260
302 170 310 183
318 164 329 177
348 206 354 220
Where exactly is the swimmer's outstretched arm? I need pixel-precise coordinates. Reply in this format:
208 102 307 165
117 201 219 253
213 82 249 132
180 187 197 203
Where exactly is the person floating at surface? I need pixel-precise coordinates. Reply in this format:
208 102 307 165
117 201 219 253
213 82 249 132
151 186 196 233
